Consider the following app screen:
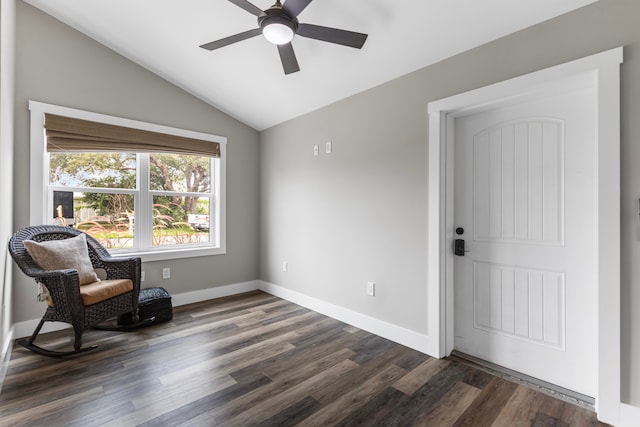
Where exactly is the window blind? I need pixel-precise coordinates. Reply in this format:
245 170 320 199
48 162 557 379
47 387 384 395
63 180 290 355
44 113 221 157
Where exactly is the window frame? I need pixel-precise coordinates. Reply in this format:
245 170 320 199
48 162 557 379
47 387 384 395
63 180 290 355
29 100 227 262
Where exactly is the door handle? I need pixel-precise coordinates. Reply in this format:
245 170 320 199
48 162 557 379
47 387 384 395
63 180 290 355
454 239 470 256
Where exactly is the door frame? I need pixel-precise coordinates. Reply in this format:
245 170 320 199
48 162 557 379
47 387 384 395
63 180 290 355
426 47 622 424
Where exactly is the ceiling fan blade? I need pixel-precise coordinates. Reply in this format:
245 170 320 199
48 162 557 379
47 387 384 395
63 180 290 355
277 43 300 74
282 0 313 18
297 23 368 49
199 28 262 50
228 0 264 17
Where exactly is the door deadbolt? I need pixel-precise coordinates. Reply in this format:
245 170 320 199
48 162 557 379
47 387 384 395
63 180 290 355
454 239 471 256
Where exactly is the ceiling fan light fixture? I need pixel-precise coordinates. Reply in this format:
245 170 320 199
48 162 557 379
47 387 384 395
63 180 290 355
262 20 295 45
201 0 369 75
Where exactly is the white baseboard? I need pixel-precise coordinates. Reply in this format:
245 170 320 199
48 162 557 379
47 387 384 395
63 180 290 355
12 280 261 339
257 280 432 355
169 280 259 307
0 325 14 394
11 280 431 356
13 316 67 339
10 279 430 355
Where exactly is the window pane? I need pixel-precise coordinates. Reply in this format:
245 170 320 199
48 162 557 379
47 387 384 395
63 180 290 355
149 153 211 192
55 191 135 249
152 195 210 246
49 152 136 189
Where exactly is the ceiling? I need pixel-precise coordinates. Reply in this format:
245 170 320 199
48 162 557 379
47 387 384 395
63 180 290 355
23 0 597 131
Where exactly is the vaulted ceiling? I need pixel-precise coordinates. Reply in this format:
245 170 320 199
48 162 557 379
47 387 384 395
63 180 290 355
23 0 597 130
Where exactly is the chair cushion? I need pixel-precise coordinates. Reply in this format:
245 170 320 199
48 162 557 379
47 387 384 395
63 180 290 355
78 279 133 306
24 233 99 285
46 279 133 307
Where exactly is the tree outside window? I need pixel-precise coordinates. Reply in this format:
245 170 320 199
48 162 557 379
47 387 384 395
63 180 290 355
49 152 215 250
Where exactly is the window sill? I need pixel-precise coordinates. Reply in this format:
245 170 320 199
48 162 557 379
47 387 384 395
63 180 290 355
110 246 226 262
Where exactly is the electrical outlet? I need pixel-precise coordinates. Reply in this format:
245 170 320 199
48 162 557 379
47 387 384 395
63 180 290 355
282 261 288 272
162 268 170 279
141 271 146 282
366 281 375 296
313 145 319 156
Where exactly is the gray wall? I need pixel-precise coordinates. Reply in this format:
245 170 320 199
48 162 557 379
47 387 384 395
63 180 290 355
259 0 640 405
1 0 16 364
13 2 260 322
10 0 640 410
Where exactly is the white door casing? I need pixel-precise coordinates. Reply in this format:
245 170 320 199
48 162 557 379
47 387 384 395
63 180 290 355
427 47 622 424
453 87 596 396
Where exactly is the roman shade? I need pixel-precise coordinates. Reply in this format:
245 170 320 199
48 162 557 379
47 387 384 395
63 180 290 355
44 113 221 157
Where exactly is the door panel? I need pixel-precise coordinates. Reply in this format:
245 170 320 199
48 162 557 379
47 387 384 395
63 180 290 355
473 261 564 348
453 86 596 396
473 119 564 245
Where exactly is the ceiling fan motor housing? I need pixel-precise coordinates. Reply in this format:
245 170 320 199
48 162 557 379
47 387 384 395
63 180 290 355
258 6 299 36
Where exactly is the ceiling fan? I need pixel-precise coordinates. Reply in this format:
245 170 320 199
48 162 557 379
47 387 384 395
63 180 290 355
200 0 368 75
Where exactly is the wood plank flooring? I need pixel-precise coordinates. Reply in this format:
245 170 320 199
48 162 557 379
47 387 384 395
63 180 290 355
0 291 607 426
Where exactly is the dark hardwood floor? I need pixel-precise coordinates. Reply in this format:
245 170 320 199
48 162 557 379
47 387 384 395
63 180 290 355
0 291 607 426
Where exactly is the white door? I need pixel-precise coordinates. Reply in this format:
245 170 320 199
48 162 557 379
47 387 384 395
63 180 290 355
453 85 597 397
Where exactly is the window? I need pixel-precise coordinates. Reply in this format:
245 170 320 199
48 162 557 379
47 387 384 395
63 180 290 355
29 101 226 261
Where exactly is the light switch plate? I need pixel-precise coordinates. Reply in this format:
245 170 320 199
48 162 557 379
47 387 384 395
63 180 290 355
366 281 375 296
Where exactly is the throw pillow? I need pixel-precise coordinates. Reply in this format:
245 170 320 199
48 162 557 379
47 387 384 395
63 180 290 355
24 233 100 285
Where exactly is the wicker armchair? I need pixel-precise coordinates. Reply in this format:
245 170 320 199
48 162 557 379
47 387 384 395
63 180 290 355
8 225 141 356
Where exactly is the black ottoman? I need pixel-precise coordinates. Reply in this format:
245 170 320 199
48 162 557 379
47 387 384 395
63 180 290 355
118 287 173 326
